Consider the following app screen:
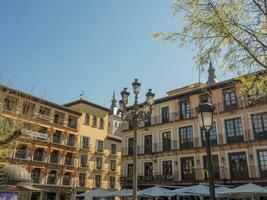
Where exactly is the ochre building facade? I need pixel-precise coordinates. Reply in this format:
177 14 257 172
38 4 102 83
120 73 267 189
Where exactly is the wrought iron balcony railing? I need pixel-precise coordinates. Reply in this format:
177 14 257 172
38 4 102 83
120 166 267 186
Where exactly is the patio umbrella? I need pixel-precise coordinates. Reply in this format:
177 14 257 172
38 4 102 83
75 188 111 198
106 189 133 197
137 186 174 197
172 185 209 198
217 183 267 199
215 186 231 194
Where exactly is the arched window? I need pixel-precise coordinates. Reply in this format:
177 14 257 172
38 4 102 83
92 116 97 127
99 118 104 129
15 144 27 159
47 170 57 184
84 113 89 125
63 172 71 185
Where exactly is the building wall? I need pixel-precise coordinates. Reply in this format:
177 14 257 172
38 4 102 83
0 86 81 200
66 102 121 191
120 81 267 188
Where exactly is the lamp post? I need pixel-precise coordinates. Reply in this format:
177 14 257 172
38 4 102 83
197 102 215 200
119 79 155 200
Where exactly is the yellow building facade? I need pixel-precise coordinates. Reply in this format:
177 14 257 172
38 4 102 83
64 98 122 192
120 70 267 188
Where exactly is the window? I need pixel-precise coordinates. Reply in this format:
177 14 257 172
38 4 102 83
203 155 220 180
201 122 217 146
144 162 153 176
39 106 51 117
33 148 44 161
53 111 64 125
128 137 134 156
199 94 212 104
181 157 195 181
161 106 169 123
111 144 117 155
127 164 133 177
162 132 171 152
162 160 172 175
50 150 59 163
92 116 97 127
3 96 17 111
99 118 104 129
110 177 115 189
68 116 77 129
97 140 103 152
95 175 101 188
84 113 89 125
251 113 267 140
67 134 75 146
52 130 62 144
65 153 73 166
15 144 27 159
225 118 244 143
179 126 194 149
180 99 191 119
110 160 116 171
47 170 57 184
258 150 267 178
22 101 35 116
96 157 102 170
223 88 237 109
79 173 86 187
62 172 71 186
229 152 248 180
81 136 89 149
36 126 48 140
144 135 152 154
80 155 88 167
31 168 41 183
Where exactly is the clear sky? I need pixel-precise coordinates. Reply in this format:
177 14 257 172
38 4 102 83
0 0 229 108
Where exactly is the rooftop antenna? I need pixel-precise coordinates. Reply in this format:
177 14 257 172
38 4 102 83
80 90 85 100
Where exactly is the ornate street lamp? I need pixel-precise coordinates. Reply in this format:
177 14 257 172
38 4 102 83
119 79 155 200
197 101 215 200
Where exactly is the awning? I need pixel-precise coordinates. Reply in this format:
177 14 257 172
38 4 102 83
18 185 44 192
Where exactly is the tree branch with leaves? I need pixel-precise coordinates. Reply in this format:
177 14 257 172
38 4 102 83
153 0 267 93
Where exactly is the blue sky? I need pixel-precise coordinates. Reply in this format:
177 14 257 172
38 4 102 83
0 0 229 108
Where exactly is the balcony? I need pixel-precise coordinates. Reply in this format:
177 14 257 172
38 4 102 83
121 166 267 187
15 150 27 160
50 156 59 164
122 111 196 131
65 159 73 166
62 178 71 186
32 176 40 184
47 178 56 185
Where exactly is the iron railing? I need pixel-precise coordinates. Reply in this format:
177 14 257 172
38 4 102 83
120 166 267 186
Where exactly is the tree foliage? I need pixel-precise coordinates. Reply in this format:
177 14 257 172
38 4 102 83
153 0 267 93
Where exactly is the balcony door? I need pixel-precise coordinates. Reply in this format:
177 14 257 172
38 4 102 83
203 155 220 180
181 157 195 181
162 132 171 152
161 106 169 123
229 152 248 180
162 160 172 175
144 162 153 176
128 138 134 156
258 150 267 178
144 135 152 154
